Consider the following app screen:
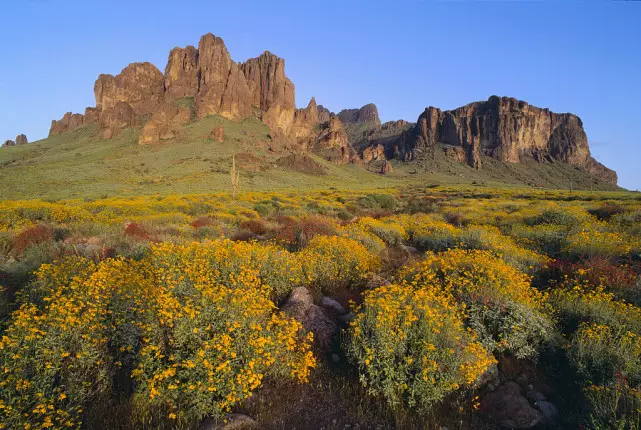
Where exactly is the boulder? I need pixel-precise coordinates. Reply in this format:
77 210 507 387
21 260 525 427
199 413 256 430
2 140 15 147
320 296 347 315
483 382 543 428
380 160 393 174
94 62 165 116
211 126 225 142
15 134 28 145
281 287 336 350
535 401 559 425
138 102 192 144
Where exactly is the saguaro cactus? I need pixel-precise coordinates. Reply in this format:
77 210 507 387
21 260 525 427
231 154 240 200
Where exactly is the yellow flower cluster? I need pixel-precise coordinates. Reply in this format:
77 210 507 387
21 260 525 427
346 283 495 411
299 235 380 294
399 249 554 358
0 242 316 428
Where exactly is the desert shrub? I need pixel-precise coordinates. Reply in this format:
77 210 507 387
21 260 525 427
526 209 577 227
550 283 641 334
357 193 397 212
399 214 459 251
584 380 641 430
0 248 314 429
345 283 495 412
399 249 555 358
151 240 302 303
11 223 54 255
612 210 641 237
299 235 380 295
570 323 641 385
508 223 570 257
347 217 407 247
272 215 338 249
339 222 386 254
0 258 153 429
564 228 636 258
548 257 641 305
589 202 626 221
458 225 550 271
132 255 314 426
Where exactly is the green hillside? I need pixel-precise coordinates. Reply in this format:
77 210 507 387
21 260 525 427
0 116 621 201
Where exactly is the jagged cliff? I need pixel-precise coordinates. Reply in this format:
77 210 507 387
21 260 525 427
389 96 616 183
49 33 306 145
44 34 617 184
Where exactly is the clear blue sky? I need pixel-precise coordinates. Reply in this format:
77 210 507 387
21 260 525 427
1 0 640 189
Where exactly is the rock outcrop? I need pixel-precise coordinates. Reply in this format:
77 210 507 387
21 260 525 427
2 140 15 147
49 33 301 142
99 102 136 139
317 105 331 123
94 62 165 116
164 45 199 101
138 102 192 144
49 107 101 137
211 126 225 142
241 51 296 138
337 103 380 126
293 97 319 140
399 96 617 183
15 134 28 145
314 115 358 164
195 34 253 120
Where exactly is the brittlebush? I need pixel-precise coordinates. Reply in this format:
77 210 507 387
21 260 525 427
0 244 315 429
399 249 555 358
299 235 380 295
345 283 495 412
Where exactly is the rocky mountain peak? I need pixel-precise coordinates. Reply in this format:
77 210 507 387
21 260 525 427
337 103 381 126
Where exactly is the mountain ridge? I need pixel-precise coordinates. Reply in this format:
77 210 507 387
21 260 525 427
9 32 617 186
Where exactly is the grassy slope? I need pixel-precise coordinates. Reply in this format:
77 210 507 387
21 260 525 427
0 116 621 200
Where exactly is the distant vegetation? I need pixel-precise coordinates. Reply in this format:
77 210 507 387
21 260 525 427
1 186 640 428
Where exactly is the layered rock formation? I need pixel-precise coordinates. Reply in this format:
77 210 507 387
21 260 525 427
392 96 616 183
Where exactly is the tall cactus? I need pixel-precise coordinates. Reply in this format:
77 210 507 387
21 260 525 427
231 154 240 200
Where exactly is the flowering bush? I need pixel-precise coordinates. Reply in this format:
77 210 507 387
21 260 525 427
345 283 495 412
550 283 641 335
399 249 555 358
0 245 315 429
299 235 380 295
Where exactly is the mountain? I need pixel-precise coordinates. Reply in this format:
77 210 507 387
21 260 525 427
1 32 619 198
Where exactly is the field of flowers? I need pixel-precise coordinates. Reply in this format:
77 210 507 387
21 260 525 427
1 185 641 429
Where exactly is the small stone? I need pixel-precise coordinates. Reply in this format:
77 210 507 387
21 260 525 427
321 296 347 315
535 401 559 424
199 413 256 430
331 353 340 363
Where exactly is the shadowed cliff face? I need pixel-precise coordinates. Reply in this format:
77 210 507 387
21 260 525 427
397 96 617 184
